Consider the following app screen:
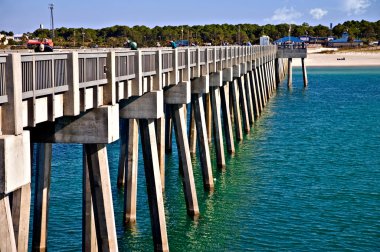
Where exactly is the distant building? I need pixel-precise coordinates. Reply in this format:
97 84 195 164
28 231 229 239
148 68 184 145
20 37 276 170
0 34 14 45
260 36 270 46
273 36 303 44
175 40 189 47
328 32 363 48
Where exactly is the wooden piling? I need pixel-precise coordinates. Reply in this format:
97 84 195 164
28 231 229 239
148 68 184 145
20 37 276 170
191 94 214 190
139 119 169 252
171 104 200 217
220 82 235 154
32 143 52 252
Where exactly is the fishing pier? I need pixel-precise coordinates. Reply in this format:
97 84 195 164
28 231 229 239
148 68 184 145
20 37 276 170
0 44 305 251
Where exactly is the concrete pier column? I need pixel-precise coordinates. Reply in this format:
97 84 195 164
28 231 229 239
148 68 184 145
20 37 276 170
123 119 139 225
117 119 127 187
254 68 263 113
244 73 255 125
165 81 200 217
155 116 166 190
237 76 250 133
11 184 31 252
192 93 214 190
220 82 235 154
249 71 260 118
171 104 199 217
0 194 16 251
288 58 293 87
83 148 98 252
275 58 280 85
164 105 173 154
259 65 267 107
84 144 118 252
32 143 52 252
210 86 226 169
205 93 212 144
188 105 197 155
302 58 308 87
230 79 243 141
139 119 169 252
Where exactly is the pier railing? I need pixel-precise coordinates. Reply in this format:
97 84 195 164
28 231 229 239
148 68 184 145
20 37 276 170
0 54 7 104
0 45 278 126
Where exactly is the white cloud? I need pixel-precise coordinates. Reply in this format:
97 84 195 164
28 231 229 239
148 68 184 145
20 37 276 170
270 7 302 23
344 0 371 15
309 8 328 20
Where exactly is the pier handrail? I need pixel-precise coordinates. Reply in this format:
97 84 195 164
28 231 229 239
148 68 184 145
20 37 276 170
0 54 8 104
20 52 69 99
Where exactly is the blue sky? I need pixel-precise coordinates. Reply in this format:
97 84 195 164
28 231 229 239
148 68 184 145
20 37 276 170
1 0 379 34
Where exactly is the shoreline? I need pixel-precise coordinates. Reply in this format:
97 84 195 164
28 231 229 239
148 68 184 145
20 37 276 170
292 51 380 67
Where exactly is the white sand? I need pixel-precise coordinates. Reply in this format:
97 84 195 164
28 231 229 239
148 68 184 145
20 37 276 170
292 52 380 67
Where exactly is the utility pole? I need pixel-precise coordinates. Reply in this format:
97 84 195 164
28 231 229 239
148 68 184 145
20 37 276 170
82 28 85 47
48 3 54 39
181 26 184 42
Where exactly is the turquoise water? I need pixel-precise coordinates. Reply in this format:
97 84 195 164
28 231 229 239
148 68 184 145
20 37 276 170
29 67 380 251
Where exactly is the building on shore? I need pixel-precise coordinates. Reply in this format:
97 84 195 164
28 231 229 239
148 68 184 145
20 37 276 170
327 32 363 48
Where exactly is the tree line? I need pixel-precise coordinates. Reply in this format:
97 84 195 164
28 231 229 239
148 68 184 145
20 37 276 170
2 19 379 48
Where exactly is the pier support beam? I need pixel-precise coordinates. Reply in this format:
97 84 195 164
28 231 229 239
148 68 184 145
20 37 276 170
11 184 31 252
139 119 169 252
123 119 139 225
165 81 199 217
209 72 226 169
191 93 214 190
171 104 199 217
302 58 308 87
249 70 260 118
83 148 98 252
32 143 52 252
164 105 173 153
0 194 16 252
188 106 197 154
191 76 214 190
288 58 293 87
220 82 235 154
254 67 263 114
244 73 255 125
230 79 243 141
237 76 250 133
210 86 226 169
156 116 166 190
84 144 118 252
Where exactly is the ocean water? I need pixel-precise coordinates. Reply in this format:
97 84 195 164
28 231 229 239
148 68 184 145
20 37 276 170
29 67 380 251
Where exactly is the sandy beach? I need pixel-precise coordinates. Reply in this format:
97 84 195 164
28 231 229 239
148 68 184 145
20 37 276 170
292 50 380 67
